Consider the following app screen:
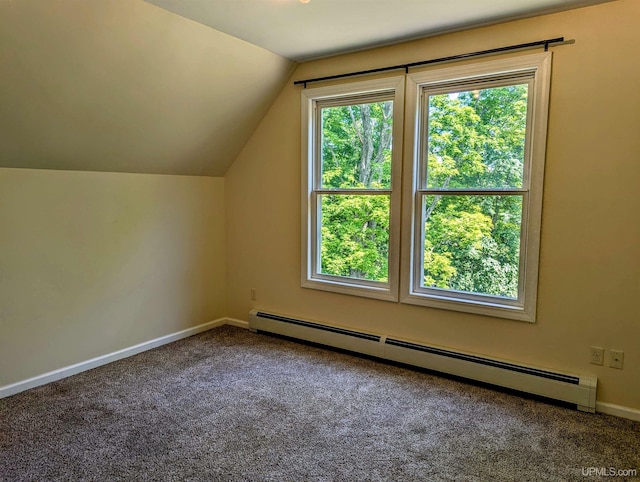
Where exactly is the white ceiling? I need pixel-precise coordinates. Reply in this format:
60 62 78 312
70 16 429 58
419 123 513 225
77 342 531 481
146 0 612 61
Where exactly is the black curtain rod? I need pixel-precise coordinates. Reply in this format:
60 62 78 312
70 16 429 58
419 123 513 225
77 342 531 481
294 37 565 87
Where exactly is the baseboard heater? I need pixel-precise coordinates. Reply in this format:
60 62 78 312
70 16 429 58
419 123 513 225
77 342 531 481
249 309 597 413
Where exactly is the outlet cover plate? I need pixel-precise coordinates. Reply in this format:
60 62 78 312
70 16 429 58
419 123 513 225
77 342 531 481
590 346 604 365
610 349 624 369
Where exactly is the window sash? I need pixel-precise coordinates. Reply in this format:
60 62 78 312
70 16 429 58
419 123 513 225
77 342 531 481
418 76 535 192
416 78 532 305
315 95 395 192
412 191 529 307
312 191 392 285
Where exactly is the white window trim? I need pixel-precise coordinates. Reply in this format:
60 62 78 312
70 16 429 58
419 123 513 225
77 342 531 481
301 76 405 301
400 52 552 322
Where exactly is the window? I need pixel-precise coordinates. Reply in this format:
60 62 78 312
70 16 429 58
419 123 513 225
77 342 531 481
301 77 404 300
402 53 552 321
301 53 551 321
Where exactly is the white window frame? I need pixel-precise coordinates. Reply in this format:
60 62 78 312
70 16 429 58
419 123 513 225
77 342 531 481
301 77 404 301
401 53 552 322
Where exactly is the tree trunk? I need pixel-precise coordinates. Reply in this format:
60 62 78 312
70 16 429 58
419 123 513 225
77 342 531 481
348 102 393 187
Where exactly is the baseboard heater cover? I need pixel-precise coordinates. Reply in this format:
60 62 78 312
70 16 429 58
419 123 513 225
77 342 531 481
249 309 597 412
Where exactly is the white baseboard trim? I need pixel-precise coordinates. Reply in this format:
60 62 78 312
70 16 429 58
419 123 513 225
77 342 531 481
596 402 640 422
224 317 250 329
0 317 232 399
4 318 638 423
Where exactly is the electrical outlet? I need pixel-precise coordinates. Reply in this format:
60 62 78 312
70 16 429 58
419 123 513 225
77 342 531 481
590 346 604 365
250 288 257 301
610 350 624 369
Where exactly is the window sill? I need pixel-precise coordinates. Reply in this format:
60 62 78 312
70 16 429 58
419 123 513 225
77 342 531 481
302 277 398 302
401 291 535 322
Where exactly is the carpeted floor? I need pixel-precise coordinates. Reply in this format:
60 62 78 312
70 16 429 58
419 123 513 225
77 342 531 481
1 325 639 481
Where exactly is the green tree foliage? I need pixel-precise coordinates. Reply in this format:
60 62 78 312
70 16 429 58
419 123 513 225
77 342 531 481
319 101 392 282
320 194 389 281
424 85 528 298
319 84 528 297
321 102 393 189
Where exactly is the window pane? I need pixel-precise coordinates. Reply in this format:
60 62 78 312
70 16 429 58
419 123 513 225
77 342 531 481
422 194 522 298
319 194 390 282
426 84 528 189
321 101 393 189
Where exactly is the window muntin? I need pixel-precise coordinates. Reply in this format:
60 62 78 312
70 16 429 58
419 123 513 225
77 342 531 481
302 77 403 301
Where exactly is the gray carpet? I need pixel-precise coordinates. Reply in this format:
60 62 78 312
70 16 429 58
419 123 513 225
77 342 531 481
1 326 638 482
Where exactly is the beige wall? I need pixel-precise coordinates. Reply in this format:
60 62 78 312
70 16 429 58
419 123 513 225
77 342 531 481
0 168 226 386
225 0 640 409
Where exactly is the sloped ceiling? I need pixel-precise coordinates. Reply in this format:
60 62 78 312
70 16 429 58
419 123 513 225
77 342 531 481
0 0 294 176
146 0 613 61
